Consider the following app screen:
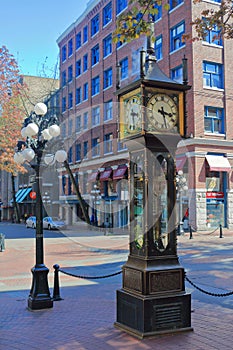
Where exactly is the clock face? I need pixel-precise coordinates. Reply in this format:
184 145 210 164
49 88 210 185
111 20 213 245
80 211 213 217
147 94 178 131
124 95 141 133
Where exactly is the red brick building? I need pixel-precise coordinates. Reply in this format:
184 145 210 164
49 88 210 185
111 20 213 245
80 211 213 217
57 0 233 230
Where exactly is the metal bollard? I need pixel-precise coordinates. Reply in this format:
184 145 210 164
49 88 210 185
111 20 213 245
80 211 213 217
189 226 193 239
0 233 5 252
53 264 63 301
219 224 223 238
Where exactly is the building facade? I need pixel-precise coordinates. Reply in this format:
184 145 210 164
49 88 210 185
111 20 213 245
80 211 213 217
57 0 233 230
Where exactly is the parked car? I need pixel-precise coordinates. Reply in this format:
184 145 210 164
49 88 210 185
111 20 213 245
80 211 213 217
43 216 66 230
26 216 36 229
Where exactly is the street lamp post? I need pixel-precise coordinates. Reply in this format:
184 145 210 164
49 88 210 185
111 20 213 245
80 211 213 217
176 170 188 235
91 184 101 226
14 102 67 310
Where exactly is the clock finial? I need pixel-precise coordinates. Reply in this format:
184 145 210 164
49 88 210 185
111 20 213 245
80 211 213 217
146 18 156 59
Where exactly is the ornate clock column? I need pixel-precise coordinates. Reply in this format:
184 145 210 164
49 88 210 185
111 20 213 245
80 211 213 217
114 44 192 338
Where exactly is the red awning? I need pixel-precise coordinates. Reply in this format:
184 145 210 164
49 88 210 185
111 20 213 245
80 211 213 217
113 166 128 180
206 155 231 172
176 156 187 171
88 171 99 182
100 169 112 181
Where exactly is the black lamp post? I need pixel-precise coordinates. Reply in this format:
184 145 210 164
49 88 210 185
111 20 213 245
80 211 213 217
14 102 67 310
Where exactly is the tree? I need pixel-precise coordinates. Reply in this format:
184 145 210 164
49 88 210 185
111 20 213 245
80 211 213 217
114 0 233 42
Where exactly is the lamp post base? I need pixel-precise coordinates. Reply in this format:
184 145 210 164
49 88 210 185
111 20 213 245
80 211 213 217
28 265 53 310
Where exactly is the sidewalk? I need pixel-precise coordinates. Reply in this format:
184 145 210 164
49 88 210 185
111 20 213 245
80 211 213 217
1 224 233 349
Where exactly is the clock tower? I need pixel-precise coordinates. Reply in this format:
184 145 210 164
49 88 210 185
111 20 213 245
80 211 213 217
114 36 192 338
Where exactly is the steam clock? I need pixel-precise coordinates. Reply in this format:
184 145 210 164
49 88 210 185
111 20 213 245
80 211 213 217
115 44 192 338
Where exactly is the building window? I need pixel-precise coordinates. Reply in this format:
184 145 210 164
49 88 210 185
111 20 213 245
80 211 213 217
118 141 127 151
83 141 88 159
76 115 81 133
68 38 73 56
91 14 99 36
203 20 222 46
68 65 73 82
92 106 100 126
92 137 100 157
120 57 128 79
62 45 66 62
62 70 66 87
76 32 81 50
76 143 81 162
83 112 88 129
83 82 88 101
104 100 113 121
83 54 88 72
103 2 112 26
203 61 223 89
83 25 88 43
103 34 112 57
68 92 73 109
76 59 81 77
116 0 127 15
170 21 185 52
68 147 73 164
91 44 99 66
103 67 112 89
171 65 183 83
91 76 100 96
204 106 224 134
76 87 82 105
151 3 162 21
155 35 162 60
104 133 113 154
62 96 66 112
61 123 66 138
68 119 73 136
169 0 183 10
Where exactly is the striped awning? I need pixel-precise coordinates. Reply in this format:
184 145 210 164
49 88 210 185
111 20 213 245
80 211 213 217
12 188 32 203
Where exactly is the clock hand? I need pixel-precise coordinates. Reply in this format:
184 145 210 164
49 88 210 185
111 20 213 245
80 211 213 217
158 107 167 128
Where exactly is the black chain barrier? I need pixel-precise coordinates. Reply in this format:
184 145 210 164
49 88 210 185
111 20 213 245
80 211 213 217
59 267 122 280
185 275 233 297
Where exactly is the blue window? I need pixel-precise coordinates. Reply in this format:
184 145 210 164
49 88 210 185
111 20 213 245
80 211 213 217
62 96 66 112
76 59 81 77
76 115 81 133
68 65 73 82
62 45 66 62
155 35 162 60
68 92 73 109
104 133 113 154
91 76 100 96
104 100 113 121
151 3 162 21
92 137 100 157
120 57 128 79
203 61 223 89
83 54 88 71
62 71 66 87
76 143 81 161
204 106 224 134
116 0 127 15
62 175 66 192
171 65 183 83
68 38 73 56
104 67 112 89
68 147 73 164
76 32 81 50
83 112 88 129
76 87 82 105
83 141 88 158
103 2 112 26
103 34 112 57
170 21 185 52
92 106 100 126
83 25 88 43
169 0 183 10
91 44 99 66
83 82 88 101
91 14 99 36
203 20 222 46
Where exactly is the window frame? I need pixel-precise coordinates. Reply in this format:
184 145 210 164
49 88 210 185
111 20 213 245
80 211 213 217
170 21 185 52
204 106 224 134
203 61 223 89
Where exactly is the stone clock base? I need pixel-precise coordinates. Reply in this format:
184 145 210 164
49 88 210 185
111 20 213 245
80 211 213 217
115 289 192 339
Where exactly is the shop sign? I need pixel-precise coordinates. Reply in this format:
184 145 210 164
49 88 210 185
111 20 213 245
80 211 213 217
206 192 224 199
30 191 36 199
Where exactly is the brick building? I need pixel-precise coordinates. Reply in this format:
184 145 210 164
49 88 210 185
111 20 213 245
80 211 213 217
57 0 233 230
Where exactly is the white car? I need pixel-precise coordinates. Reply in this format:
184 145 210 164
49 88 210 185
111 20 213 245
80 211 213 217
43 217 66 230
26 216 36 229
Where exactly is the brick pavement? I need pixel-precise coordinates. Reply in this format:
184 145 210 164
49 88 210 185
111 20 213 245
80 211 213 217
1 223 233 349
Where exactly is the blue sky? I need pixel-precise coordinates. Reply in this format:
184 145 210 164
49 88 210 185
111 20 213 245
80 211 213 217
0 0 88 77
